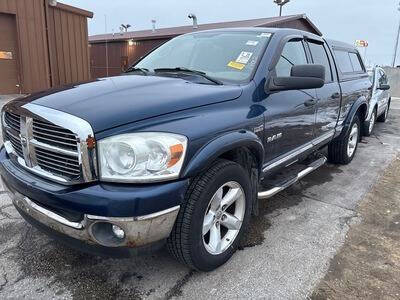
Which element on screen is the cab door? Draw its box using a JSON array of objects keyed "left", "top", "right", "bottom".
[
  {"left": 306, "top": 40, "right": 341, "bottom": 137},
  {"left": 262, "top": 39, "right": 317, "bottom": 162}
]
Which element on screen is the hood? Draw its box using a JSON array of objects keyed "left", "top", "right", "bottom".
[{"left": 18, "top": 75, "right": 243, "bottom": 133}]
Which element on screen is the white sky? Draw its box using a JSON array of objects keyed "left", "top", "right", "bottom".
[{"left": 61, "top": 0, "right": 400, "bottom": 66}]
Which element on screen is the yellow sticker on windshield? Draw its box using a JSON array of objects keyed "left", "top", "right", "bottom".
[{"left": 227, "top": 61, "right": 245, "bottom": 70}]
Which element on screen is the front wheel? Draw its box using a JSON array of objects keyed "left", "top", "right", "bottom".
[
  {"left": 328, "top": 114, "right": 361, "bottom": 164},
  {"left": 167, "top": 159, "right": 252, "bottom": 271}
]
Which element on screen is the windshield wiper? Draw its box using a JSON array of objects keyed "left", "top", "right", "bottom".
[
  {"left": 154, "top": 67, "right": 223, "bottom": 85},
  {"left": 125, "top": 67, "right": 150, "bottom": 75}
]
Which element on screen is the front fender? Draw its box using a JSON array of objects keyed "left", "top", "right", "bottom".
[
  {"left": 338, "top": 96, "right": 368, "bottom": 139},
  {"left": 182, "top": 130, "right": 264, "bottom": 178}
]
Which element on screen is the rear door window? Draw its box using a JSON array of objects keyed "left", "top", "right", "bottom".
[
  {"left": 349, "top": 52, "right": 363, "bottom": 72},
  {"left": 308, "top": 41, "right": 333, "bottom": 82},
  {"left": 276, "top": 40, "right": 307, "bottom": 77},
  {"left": 334, "top": 50, "right": 353, "bottom": 73}
]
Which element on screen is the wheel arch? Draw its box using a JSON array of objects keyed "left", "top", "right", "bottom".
[
  {"left": 181, "top": 130, "right": 264, "bottom": 179},
  {"left": 337, "top": 97, "right": 368, "bottom": 140}
]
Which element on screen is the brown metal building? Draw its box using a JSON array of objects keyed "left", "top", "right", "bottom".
[
  {"left": 89, "top": 14, "right": 322, "bottom": 78},
  {"left": 0, "top": 0, "right": 93, "bottom": 94}
]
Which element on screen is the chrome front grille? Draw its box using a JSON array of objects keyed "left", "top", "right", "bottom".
[
  {"left": 35, "top": 147, "right": 81, "bottom": 178},
  {"left": 33, "top": 119, "right": 78, "bottom": 151},
  {"left": 2, "top": 104, "right": 98, "bottom": 184},
  {"left": 5, "top": 130, "right": 24, "bottom": 158},
  {"left": 4, "top": 112, "right": 20, "bottom": 132}
]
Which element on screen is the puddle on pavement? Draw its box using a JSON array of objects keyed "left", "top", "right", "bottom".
[
  {"left": 304, "top": 163, "right": 341, "bottom": 184},
  {"left": 240, "top": 162, "right": 343, "bottom": 249},
  {"left": 240, "top": 192, "right": 304, "bottom": 249}
]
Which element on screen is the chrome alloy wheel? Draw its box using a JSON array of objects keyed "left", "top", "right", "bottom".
[
  {"left": 347, "top": 123, "right": 359, "bottom": 158},
  {"left": 202, "top": 181, "right": 245, "bottom": 255},
  {"left": 369, "top": 111, "right": 376, "bottom": 134}
]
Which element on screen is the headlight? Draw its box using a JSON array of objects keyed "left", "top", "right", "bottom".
[{"left": 98, "top": 132, "right": 187, "bottom": 183}]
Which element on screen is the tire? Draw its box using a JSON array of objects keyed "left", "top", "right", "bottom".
[
  {"left": 363, "top": 108, "right": 376, "bottom": 137},
  {"left": 167, "top": 159, "right": 252, "bottom": 271},
  {"left": 377, "top": 102, "right": 390, "bottom": 123},
  {"left": 328, "top": 114, "right": 361, "bottom": 165}
]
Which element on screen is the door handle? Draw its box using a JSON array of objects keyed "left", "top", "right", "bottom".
[{"left": 304, "top": 99, "right": 316, "bottom": 107}]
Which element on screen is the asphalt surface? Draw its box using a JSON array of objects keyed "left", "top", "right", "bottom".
[{"left": 0, "top": 97, "right": 399, "bottom": 299}]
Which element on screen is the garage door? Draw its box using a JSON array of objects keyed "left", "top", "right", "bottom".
[{"left": 0, "top": 13, "right": 20, "bottom": 94}]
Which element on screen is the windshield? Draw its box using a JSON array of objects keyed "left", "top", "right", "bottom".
[{"left": 134, "top": 31, "right": 271, "bottom": 83}]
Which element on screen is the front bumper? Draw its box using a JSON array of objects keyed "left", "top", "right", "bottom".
[
  {"left": 0, "top": 147, "right": 188, "bottom": 251},
  {"left": 5, "top": 181, "right": 179, "bottom": 248}
]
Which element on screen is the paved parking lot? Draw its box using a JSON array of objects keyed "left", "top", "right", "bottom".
[{"left": 0, "top": 98, "right": 399, "bottom": 299}]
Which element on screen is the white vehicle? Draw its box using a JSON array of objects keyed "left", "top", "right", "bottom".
[{"left": 364, "top": 67, "right": 391, "bottom": 136}]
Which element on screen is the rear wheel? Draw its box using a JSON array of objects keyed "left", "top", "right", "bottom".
[
  {"left": 167, "top": 159, "right": 252, "bottom": 271},
  {"left": 328, "top": 114, "right": 361, "bottom": 164}
]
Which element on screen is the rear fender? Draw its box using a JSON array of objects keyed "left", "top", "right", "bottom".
[{"left": 337, "top": 97, "right": 368, "bottom": 139}]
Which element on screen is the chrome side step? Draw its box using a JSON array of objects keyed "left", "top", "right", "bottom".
[{"left": 258, "top": 156, "right": 327, "bottom": 200}]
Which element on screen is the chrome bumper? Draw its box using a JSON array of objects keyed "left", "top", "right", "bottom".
[{"left": 6, "top": 184, "right": 180, "bottom": 248}]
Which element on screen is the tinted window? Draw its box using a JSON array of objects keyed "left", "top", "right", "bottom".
[
  {"left": 308, "top": 42, "right": 333, "bottom": 82},
  {"left": 276, "top": 40, "right": 307, "bottom": 77},
  {"left": 349, "top": 52, "right": 363, "bottom": 72},
  {"left": 334, "top": 50, "right": 353, "bottom": 73}
]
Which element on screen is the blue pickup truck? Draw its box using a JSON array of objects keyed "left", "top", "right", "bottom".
[{"left": 1, "top": 28, "right": 371, "bottom": 271}]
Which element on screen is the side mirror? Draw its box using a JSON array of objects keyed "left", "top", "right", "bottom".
[
  {"left": 378, "top": 84, "right": 390, "bottom": 91},
  {"left": 267, "top": 64, "right": 325, "bottom": 92}
]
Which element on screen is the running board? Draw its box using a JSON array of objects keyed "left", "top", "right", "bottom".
[{"left": 257, "top": 156, "right": 327, "bottom": 200}]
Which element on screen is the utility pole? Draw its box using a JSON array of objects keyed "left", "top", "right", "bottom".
[
  {"left": 274, "top": 0, "right": 290, "bottom": 17},
  {"left": 392, "top": 3, "right": 400, "bottom": 67}
]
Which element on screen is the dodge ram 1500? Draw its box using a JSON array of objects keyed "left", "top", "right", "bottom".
[{"left": 0, "top": 28, "right": 371, "bottom": 271}]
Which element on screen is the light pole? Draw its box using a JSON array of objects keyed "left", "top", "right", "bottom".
[
  {"left": 274, "top": 0, "right": 290, "bottom": 17},
  {"left": 120, "top": 24, "right": 131, "bottom": 33},
  {"left": 392, "top": 2, "right": 400, "bottom": 67}
]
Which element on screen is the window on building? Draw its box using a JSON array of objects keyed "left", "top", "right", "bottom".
[
  {"left": 308, "top": 42, "right": 333, "bottom": 82},
  {"left": 276, "top": 40, "right": 307, "bottom": 77}
]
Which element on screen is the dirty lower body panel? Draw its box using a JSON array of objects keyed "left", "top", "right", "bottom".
[{"left": 4, "top": 179, "right": 180, "bottom": 254}]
